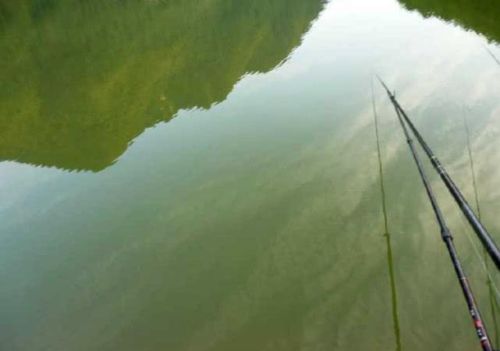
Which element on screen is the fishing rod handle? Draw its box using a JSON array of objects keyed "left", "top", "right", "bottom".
[{"left": 444, "top": 238, "right": 494, "bottom": 351}]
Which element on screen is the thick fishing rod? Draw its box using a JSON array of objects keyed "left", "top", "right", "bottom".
[
  {"left": 377, "top": 78, "right": 500, "bottom": 271},
  {"left": 382, "top": 85, "right": 494, "bottom": 350}
]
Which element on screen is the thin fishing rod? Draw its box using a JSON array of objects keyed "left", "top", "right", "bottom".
[
  {"left": 371, "top": 81, "right": 402, "bottom": 351},
  {"left": 388, "top": 92, "right": 494, "bottom": 351},
  {"left": 377, "top": 77, "right": 500, "bottom": 271}
]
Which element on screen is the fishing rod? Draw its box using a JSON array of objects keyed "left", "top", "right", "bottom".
[
  {"left": 377, "top": 78, "right": 500, "bottom": 271},
  {"left": 379, "top": 82, "right": 494, "bottom": 350}
]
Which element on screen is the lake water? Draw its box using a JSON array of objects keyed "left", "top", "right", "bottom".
[{"left": 1, "top": 0, "right": 500, "bottom": 350}]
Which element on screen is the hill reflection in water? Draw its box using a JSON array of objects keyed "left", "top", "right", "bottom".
[
  {"left": 0, "top": 0, "right": 325, "bottom": 172},
  {"left": 398, "top": 0, "right": 500, "bottom": 43}
]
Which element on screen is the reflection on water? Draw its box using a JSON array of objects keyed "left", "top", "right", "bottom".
[
  {"left": 1, "top": 0, "right": 500, "bottom": 350},
  {"left": 485, "top": 47, "right": 500, "bottom": 66},
  {"left": 0, "top": 0, "right": 325, "bottom": 171},
  {"left": 489, "top": 278, "right": 500, "bottom": 346},
  {"left": 372, "top": 82, "right": 403, "bottom": 351},
  {"left": 463, "top": 111, "right": 500, "bottom": 347},
  {"left": 398, "top": 0, "right": 500, "bottom": 43},
  {"left": 371, "top": 84, "right": 402, "bottom": 351}
]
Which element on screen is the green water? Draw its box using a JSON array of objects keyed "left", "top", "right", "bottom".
[{"left": 1, "top": 0, "right": 500, "bottom": 350}]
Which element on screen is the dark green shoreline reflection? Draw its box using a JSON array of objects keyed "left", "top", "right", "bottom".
[
  {"left": 0, "top": 0, "right": 325, "bottom": 172},
  {"left": 398, "top": 0, "right": 500, "bottom": 43}
]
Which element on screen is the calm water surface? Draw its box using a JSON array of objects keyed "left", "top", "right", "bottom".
[{"left": 1, "top": 0, "right": 500, "bottom": 350}]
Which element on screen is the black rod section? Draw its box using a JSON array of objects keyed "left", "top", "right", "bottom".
[
  {"left": 377, "top": 78, "right": 500, "bottom": 271},
  {"left": 382, "top": 84, "right": 493, "bottom": 351}
]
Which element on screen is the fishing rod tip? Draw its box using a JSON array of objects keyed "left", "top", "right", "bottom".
[{"left": 374, "top": 75, "right": 391, "bottom": 94}]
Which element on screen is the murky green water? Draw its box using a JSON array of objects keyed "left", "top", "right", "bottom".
[{"left": 1, "top": 0, "right": 500, "bottom": 350}]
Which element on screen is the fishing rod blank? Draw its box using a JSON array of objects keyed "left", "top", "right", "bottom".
[
  {"left": 386, "top": 88, "right": 494, "bottom": 351},
  {"left": 378, "top": 78, "right": 500, "bottom": 271}
]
